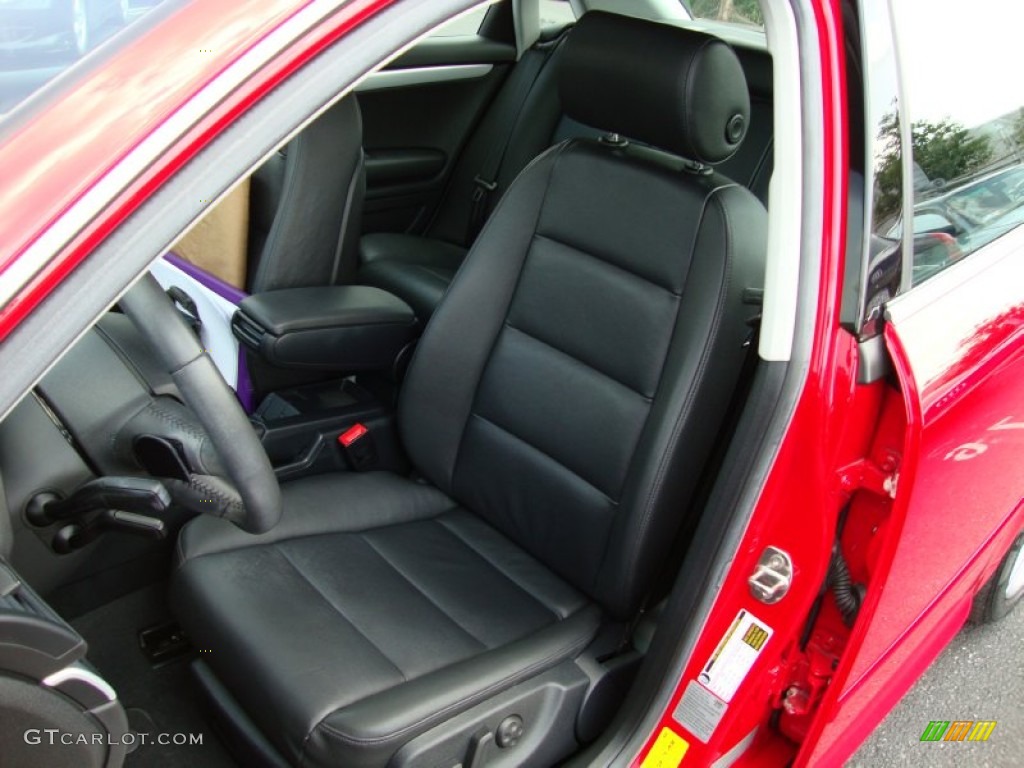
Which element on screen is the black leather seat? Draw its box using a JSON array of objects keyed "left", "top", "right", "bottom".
[
  {"left": 247, "top": 95, "right": 366, "bottom": 292},
  {"left": 172, "top": 12, "right": 767, "bottom": 767}
]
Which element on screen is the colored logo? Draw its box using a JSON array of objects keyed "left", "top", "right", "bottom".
[{"left": 920, "top": 721, "right": 996, "bottom": 742}]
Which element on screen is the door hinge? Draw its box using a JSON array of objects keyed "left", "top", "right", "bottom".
[
  {"left": 835, "top": 455, "right": 899, "bottom": 499},
  {"left": 776, "top": 628, "right": 845, "bottom": 742}
]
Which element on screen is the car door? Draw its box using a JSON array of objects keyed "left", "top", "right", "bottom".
[{"left": 802, "top": 0, "right": 1024, "bottom": 762}]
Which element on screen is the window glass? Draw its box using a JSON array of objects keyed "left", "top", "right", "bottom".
[
  {"left": 893, "top": 0, "right": 1024, "bottom": 286},
  {"left": 685, "top": 0, "right": 763, "bottom": 27},
  {"left": 431, "top": 1, "right": 575, "bottom": 37},
  {"left": 539, "top": 0, "right": 575, "bottom": 29},
  {"left": 0, "top": 0, "right": 173, "bottom": 119},
  {"left": 857, "top": 0, "right": 904, "bottom": 330},
  {"left": 429, "top": 5, "right": 489, "bottom": 36}
]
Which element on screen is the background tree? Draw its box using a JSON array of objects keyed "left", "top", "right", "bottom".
[
  {"left": 689, "top": 0, "right": 763, "bottom": 25},
  {"left": 873, "top": 113, "right": 992, "bottom": 221},
  {"left": 873, "top": 111, "right": 903, "bottom": 221},
  {"left": 1012, "top": 108, "right": 1024, "bottom": 149},
  {"left": 911, "top": 119, "right": 992, "bottom": 185}
]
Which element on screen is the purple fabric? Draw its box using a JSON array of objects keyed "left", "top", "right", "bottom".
[
  {"left": 164, "top": 252, "right": 249, "bottom": 303},
  {"left": 236, "top": 348, "right": 256, "bottom": 413}
]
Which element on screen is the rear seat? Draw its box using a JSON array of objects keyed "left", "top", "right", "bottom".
[
  {"left": 357, "top": 18, "right": 774, "bottom": 321},
  {"left": 357, "top": 25, "right": 574, "bottom": 318}
]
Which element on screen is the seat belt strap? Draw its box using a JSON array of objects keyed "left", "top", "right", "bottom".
[{"left": 465, "top": 30, "right": 569, "bottom": 244}]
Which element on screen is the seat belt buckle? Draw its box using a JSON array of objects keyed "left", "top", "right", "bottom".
[
  {"left": 471, "top": 175, "right": 498, "bottom": 202},
  {"left": 338, "top": 423, "right": 378, "bottom": 471}
]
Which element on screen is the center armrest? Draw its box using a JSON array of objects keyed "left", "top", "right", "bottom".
[{"left": 233, "top": 286, "right": 416, "bottom": 372}]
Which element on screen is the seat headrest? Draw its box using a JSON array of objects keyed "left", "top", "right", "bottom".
[{"left": 559, "top": 12, "right": 751, "bottom": 165}]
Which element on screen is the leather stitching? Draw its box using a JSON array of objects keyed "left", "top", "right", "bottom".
[
  {"left": 501, "top": 321, "right": 654, "bottom": 404},
  {"left": 531, "top": 231, "right": 682, "bottom": 296},
  {"left": 447, "top": 142, "right": 572, "bottom": 490},
  {"left": 275, "top": 544, "right": 408, "bottom": 683},
  {"left": 622, "top": 184, "right": 735, "bottom": 603},
  {"left": 146, "top": 401, "right": 208, "bottom": 443},
  {"left": 359, "top": 533, "right": 488, "bottom": 650},
  {"left": 435, "top": 515, "right": 573, "bottom": 621},
  {"left": 682, "top": 38, "right": 717, "bottom": 163},
  {"left": 470, "top": 412, "right": 616, "bottom": 504},
  {"left": 187, "top": 477, "right": 244, "bottom": 519}
]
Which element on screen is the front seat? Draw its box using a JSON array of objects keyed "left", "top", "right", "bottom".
[{"left": 172, "top": 12, "right": 766, "bottom": 768}]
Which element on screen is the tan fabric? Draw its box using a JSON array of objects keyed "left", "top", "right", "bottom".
[{"left": 171, "top": 178, "right": 251, "bottom": 289}]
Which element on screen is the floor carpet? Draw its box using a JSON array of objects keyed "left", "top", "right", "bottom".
[{"left": 70, "top": 584, "right": 237, "bottom": 768}]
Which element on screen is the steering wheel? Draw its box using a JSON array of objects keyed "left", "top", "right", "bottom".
[{"left": 119, "top": 274, "right": 282, "bottom": 533}]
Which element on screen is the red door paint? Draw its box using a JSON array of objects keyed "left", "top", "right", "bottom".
[{"left": 803, "top": 228, "right": 1024, "bottom": 765}]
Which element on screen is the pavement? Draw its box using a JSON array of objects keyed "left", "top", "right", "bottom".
[{"left": 847, "top": 605, "right": 1024, "bottom": 767}]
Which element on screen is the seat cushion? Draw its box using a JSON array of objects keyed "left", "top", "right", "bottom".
[
  {"left": 356, "top": 233, "right": 468, "bottom": 320},
  {"left": 172, "top": 472, "right": 599, "bottom": 768}
]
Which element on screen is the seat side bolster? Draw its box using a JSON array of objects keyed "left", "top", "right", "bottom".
[
  {"left": 599, "top": 182, "right": 768, "bottom": 618},
  {"left": 304, "top": 605, "right": 601, "bottom": 768}
]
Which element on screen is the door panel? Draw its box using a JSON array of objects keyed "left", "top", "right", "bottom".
[
  {"left": 358, "top": 36, "right": 514, "bottom": 234},
  {"left": 865, "top": 229, "right": 1024, "bottom": 675},
  {"left": 808, "top": 1, "right": 1024, "bottom": 758},
  {"left": 808, "top": 228, "right": 1024, "bottom": 765},
  {"left": 842, "top": 0, "right": 1024, "bottom": 724}
]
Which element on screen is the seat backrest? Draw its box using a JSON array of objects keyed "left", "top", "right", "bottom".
[
  {"left": 247, "top": 95, "right": 365, "bottom": 293},
  {"left": 399, "top": 12, "right": 768, "bottom": 620}
]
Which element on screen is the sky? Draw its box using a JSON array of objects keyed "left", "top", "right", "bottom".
[{"left": 892, "top": 1, "right": 1024, "bottom": 129}]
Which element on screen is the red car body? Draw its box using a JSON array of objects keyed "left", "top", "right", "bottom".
[{"left": 0, "top": 1, "right": 1022, "bottom": 766}]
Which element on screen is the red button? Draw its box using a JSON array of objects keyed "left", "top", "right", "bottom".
[{"left": 338, "top": 423, "right": 368, "bottom": 447}]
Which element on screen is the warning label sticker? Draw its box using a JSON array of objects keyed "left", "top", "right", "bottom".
[
  {"left": 696, "top": 609, "right": 772, "bottom": 703},
  {"left": 673, "top": 680, "right": 728, "bottom": 743},
  {"left": 640, "top": 727, "right": 690, "bottom": 768}
]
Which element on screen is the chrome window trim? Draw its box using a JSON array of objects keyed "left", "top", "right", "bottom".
[{"left": 355, "top": 62, "right": 493, "bottom": 91}]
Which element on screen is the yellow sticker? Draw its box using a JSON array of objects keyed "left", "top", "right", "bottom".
[{"left": 641, "top": 727, "right": 690, "bottom": 768}]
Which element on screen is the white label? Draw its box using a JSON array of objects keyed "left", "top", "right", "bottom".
[
  {"left": 696, "top": 609, "right": 772, "bottom": 703},
  {"left": 673, "top": 680, "right": 728, "bottom": 743}
]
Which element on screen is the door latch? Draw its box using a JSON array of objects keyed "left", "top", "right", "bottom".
[{"left": 749, "top": 546, "right": 793, "bottom": 604}]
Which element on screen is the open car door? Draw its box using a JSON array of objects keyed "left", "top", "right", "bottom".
[{"left": 797, "top": 0, "right": 1024, "bottom": 760}]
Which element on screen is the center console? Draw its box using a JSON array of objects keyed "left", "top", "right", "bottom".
[
  {"left": 233, "top": 285, "right": 418, "bottom": 481},
  {"left": 232, "top": 285, "right": 416, "bottom": 373}
]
